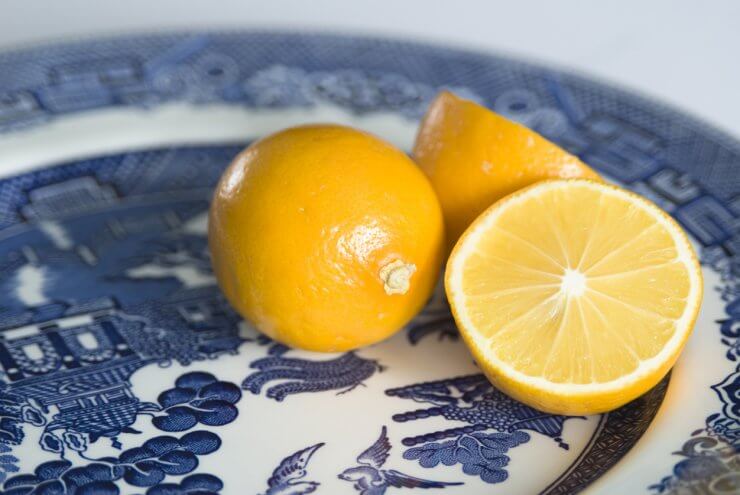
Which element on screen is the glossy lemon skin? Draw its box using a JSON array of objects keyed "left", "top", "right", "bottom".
[
  {"left": 413, "top": 91, "right": 600, "bottom": 248},
  {"left": 209, "top": 124, "right": 445, "bottom": 352}
]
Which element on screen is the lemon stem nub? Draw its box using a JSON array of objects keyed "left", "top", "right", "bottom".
[{"left": 380, "top": 260, "right": 416, "bottom": 295}]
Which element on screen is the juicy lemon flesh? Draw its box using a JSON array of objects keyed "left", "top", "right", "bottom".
[{"left": 446, "top": 179, "right": 702, "bottom": 414}]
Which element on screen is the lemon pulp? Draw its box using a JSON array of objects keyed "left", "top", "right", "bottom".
[{"left": 446, "top": 179, "right": 703, "bottom": 414}]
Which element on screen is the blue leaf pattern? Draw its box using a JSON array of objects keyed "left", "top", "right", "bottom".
[
  {"left": 146, "top": 473, "right": 223, "bottom": 495},
  {"left": 153, "top": 372, "right": 241, "bottom": 432},
  {"left": 242, "top": 342, "right": 382, "bottom": 402},
  {"left": 0, "top": 392, "right": 26, "bottom": 446},
  {"left": 0, "top": 444, "right": 19, "bottom": 485},
  {"left": 1, "top": 373, "right": 238, "bottom": 493},
  {"left": 404, "top": 432, "right": 529, "bottom": 483},
  {"left": 386, "top": 374, "right": 580, "bottom": 484}
]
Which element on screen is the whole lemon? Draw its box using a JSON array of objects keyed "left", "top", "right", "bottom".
[{"left": 209, "top": 124, "right": 445, "bottom": 352}]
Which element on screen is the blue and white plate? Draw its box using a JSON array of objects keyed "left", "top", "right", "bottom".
[{"left": 0, "top": 32, "right": 736, "bottom": 495}]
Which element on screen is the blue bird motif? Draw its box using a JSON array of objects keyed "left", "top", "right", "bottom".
[
  {"left": 243, "top": 346, "right": 383, "bottom": 401},
  {"left": 263, "top": 442, "right": 324, "bottom": 495},
  {"left": 339, "top": 427, "right": 462, "bottom": 494}
]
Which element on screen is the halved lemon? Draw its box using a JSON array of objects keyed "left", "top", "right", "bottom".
[
  {"left": 413, "top": 91, "right": 600, "bottom": 248},
  {"left": 445, "top": 179, "right": 703, "bottom": 415}
]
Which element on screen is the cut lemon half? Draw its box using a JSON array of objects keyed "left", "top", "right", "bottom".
[
  {"left": 413, "top": 91, "right": 600, "bottom": 248},
  {"left": 445, "top": 179, "right": 703, "bottom": 415}
]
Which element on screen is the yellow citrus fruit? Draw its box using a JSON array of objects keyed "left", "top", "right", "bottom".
[
  {"left": 209, "top": 124, "right": 445, "bottom": 352},
  {"left": 414, "top": 91, "right": 601, "bottom": 247},
  {"left": 446, "top": 179, "right": 703, "bottom": 415}
]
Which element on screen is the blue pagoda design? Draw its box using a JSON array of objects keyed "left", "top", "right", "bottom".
[
  {"left": 0, "top": 175, "right": 244, "bottom": 452},
  {"left": 0, "top": 300, "right": 153, "bottom": 442}
]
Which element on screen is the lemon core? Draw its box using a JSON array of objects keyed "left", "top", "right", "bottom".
[{"left": 561, "top": 269, "right": 586, "bottom": 297}]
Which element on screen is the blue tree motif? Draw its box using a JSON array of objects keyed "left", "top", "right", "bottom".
[
  {"left": 1, "top": 372, "right": 240, "bottom": 494},
  {"left": 40, "top": 431, "right": 64, "bottom": 454},
  {"left": 403, "top": 431, "right": 529, "bottom": 484},
  {"left": 649, "top": 436, "right": 738, "bottom": 494},
  {"left": 2, "top": 431, "right": 221, "bottom": 493},
  {"left": 242, "top": 340, "right": 383, "bottom": 401},
  {"left": 153, "top": 372, "right": 241, "bottom": 432},
  {"left": 713, "top": 295, "right": 740, "bottom": 445},
  {"left": 649, "top": 270, "right": 740, "bottom": 493},
  {"left": 0, "top": 389, "right": 40, "bottom": 482},
  {"left": 62, "top": 432, "right": 88, "bottom": 453},
  {"left": 710, "top": 370, "right": 740, "bottom": 446},
  {"left": 0, "top": 391, "right": 26, "bottom": 446},
  {"left": 386, "top": 374, "right": 582, "bottom": 484},
  {"left": 117, "top": 431, "right": 221, "bottom": 487},
  {"left": 146, "top": 473, "right": 223, "bottom": 495},
  {"left": 0, "top": 444, "right": 19, "bottom": 485},
  {"left": 648, "top": 293, "right": 740, "bottom": 494},
  {"left": 0, "top": 391, "right": 45, "bottom": 451},
  {"left": 717, "top": 294, "right": 740, "bottom": 363}
]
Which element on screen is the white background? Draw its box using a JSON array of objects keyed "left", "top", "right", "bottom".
[{"left": 2, "top": 0, "right": 740, "bottom": 137}]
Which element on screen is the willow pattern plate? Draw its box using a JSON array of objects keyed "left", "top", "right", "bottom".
[{"left": 0, "top": 32, "right": 736, "bottom": 495}]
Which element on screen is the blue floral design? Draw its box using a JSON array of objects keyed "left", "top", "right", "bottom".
[
  {"left": 387, "top": 375, "right": 580, "bottom": 484},
  {"left": 2, "top": 431, "right": 221, "bottom": 493},
  {"left": 62, "top": 432, "right": 88, "bottom": 453},
  {"left": 650, "top": 279, "right": 740, "bottom": 494},
  {"left": 0, "top": 391, "right": 26, "bottom": 446},
  {"left": 40, "top": 431, "right": 64, "bottom": 454},
  {"left": 0, "top": 444, "right": 19, "bottom": 485},
  {"left": 243, "top": 340, "right": 383, "bottom": 401},
  {"left": 147, "top": 473, "right": 223, "bottom": 495},
  {"left": 649, "top": 437, "right": 738, "bottom": 494},
  {"left": 19, "top": 406, "right": 45, "bottom": 428},
  {"left": 718, "top": 295, "right": 740, "bottom": 364},
  {"left": 403, "top": 431, "right": 529, "bottom": 484},
  {"left": 1, "top": 372, "right": 239, "bottom": 493},
  {"left": 153, "top": 372, "right": 241, "bottom": 432}
]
